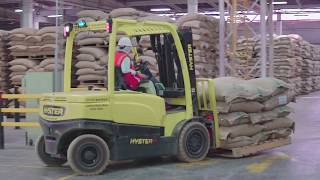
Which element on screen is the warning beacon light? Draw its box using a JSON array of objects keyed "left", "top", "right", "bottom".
[
  {"left": 63, "top": 23, "right": 73, "bottom": 38},
  {"left": 77, "top": 20, "right": 87, "bottom": 28}
]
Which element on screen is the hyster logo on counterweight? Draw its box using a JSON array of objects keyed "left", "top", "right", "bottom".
[{"left": 43, "top": 105, "right": 65, "bottom": 116}]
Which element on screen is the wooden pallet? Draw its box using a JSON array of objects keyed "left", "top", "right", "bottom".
[
  {"left": 12, "top": 55, "right": 54, "bottom": 60},
  {"left": 211, "top": 137, "right": 291, "bottom": 158},
  {"left": 80, "top": 43, "right": 108, "bottom": 48},
  {"left": 79, "top": 80, "right": 106, "bottom": 85}
]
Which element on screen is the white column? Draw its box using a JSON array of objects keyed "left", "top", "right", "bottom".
[
  {"left": 219, "top": 0, "right": 225, "bottom": 76},
  {"left": 33, "top": 16, "right": 40, "bottom": 29},
  {"left": 187, "top": 0, "right": 198, "bottom": 14},
  {"left": 21, "top": 0, "right": 34, "bottom": 28},
  {"left": 268, "top": 2, "right": 274, "bottom": 77},
  {"left": 260, "top": 0, "right": 267, "bottom": 78},
  {"left": 276, "top": 13, "right": 283, "bottom": 35}
]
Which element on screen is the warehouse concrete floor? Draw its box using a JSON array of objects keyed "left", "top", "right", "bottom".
[{"left": 1, "top": 92, "right": 320, "bottom": 180}]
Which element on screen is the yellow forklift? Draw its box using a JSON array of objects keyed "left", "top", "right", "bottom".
[{"left": 36, "top": 19, "right": 290, "bottom": 175}]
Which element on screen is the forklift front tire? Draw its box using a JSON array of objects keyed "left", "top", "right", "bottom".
[
  {"left": 177, "top": 122, "right": 210, "bottom": 162},
  {"left": 67, "top": 134, "right": 110, "bottom": 176},
  {"left": 36, "top": 135, "right": 67, "bottom": 167}
]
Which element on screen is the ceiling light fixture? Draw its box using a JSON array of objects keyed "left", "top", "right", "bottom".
[
  {"left": 47, "top": 14, "right": 63, "bottom": 18},
  {"left": 150, "top": 8, "right": 171, "bottom": 12},
  {"left": 14, "top": 9, "right": 23, "bottom": 13},
  {"left": 272, "top": 1, "right": 288, "bottom": 5}
]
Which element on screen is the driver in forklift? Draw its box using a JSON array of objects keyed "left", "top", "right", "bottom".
[{"left": 115, "top": 37, "right": 156, "bottom": 94}]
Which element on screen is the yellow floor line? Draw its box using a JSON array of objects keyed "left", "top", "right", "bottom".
[
  {"left": 176, "top": 158, "right": 220, "bottom": 169},
  {"left": 246, "top": 153, "right": 290, "bottom": 173},
  {"left": 57, "top": 173, "right": 76, "bottom": 180}
]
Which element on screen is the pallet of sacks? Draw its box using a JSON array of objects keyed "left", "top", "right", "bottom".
[
  {"left": 75, "top": 10, "right": 110, "bottom": 88},
  {"left": 0, "top": 30, "right": 10, "bottom": 92},
  {"left": 7, "top": 28, "right": 40, "bottom": 86},
  {"left": 212, "top": 77, "right": 295, "bottom": 149},
  {"left": 177, "top": 14, "right": 219, "bottom": 78}
]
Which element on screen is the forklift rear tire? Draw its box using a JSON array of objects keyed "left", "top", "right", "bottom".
[
  {"left": 177, "top": 122, "right": 210, "bottom": 162},
  {"left": 67, "top": 134, "right": 110, "bottom": 176},
  {"left": 36, "top": 135, "right": 67, "bottom": 167}
]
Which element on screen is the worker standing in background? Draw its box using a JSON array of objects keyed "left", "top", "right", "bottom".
[{"left": 115, "top": 37, "right": 156, "bottom": 94}]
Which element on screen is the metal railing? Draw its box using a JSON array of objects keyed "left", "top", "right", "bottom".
[{"left": 0, "top": 89, "right": 41, "bottom": 149}]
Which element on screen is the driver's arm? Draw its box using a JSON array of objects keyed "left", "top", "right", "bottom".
[{"left": 121, "top": 57, "right": 138, "bottom": 75}]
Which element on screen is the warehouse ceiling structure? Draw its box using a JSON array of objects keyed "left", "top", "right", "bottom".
[{"left": 0, "top": 0, "right": 320, "bottom": 26}]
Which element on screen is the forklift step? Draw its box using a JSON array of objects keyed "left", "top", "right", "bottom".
[{"left": 210, "top": 137, "right": 291, "bottom": 158}]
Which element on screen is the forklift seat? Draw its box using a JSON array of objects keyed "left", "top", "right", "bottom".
[{"left": 115, "top": 67, "right": 127, "bottom": 90}]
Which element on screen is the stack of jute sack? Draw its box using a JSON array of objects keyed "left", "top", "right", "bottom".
[
  {"left": 75, "top": 10, "right": 109, "bottom": 87},
  {"left": 311, "top": 45, "right": 320, "bottom": 91},
  {"left": 272, "top": 35, "right": 303, "bottom": 95},
  {"left": 232, "top": 37, "right": 260, "bottom": 78},
  {"left": 300, "top": 40, "right": 313, "bottom": 94},
  {"left": 177, "top": 14, "right": 219, "bottom": 78},
  {"left": 0, "top": 30, "right": 10, "bottom": 92},
  {"left": 7, "top": 28, "right": 39, "bottom": 86},
  {"left": 211, "top": 77, "right": 295, "bottom": 149},
  {"left": 29, "top": 26, "right": 65, "bottom": 72}
]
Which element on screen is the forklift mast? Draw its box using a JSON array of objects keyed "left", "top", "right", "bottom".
[{"left": 150, "top": 27, "right": 199, "bottom": 115}]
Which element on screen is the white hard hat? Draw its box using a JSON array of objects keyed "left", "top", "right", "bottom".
[{"left": 118, "top": 37, "right": 132, "bottom": 47}]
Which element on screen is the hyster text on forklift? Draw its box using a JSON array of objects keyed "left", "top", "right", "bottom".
[{"left": 36, "top": 18, "right": 291, "bottom": 176}]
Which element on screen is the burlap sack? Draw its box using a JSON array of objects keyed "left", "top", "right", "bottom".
[
  {"left": 9, "top": 65, "right": 28, "bottom": 72},
  {"left": 263, "top": 117, "right": 295, "bottom": 131},
  {"left": 77, "top": 10, "right": 108, "bottom": 20},
  {"left": 76, "top": 68, "right": 106, "bottom": 76},
  {"left": 78, "top": 17, "right": 96, "bottom": 22},
  {"left": 27, "top": 46, "right": 41, "bottom": 53},
  {"left": 177, "top": 14, "right": 209, "bottom": 26},
  {"left": 263, "top": 91, "right": 295, "bottom": 111},
  {"left": 77, "top": 38, "right": 106, "bottom": 46},
  {"left": 249, "top": 106, "right": 293, "bottom": 124},
  {"left": 25, "top": 36, "right": 42, "bottom": 43},
  {"left": 10, "top": 28, "right": 37, "bottom": 35},
  {"left": 40, "top": 44, "right": 56, "bottom": 51},
  {"left": 9, "top": 59, "right": 38, "bottom": 68},
  {"left": 78, "top": 74, "right": 106, "bottom": 81},
  {"left": 10, "top": 75, "right": 24, "bottom": 82},
  {"left": 182, "top": 21, "right": 210, "bottom": 29},
  {"left": 39, "top": 58, "right": 63, "bottom": 68},
  {"left": 220, "top": 136, "right": 254, "bottom": 149},
  {"left": 218, "top": 112, "right": 250, "bottom": 126},
  {"left": 265, "top": 128, "right": 293, "bottom": 139},
  {"left": 36, "top": 26, "right": 63, "bottom": 35},
  {"left": 44, "top": 64, "right": 63, "bottom": 71},
  {"left": 41, "top": 33, "right": 56, "bottom": 41},
  {"left": 8, "top": 34, "right": 26, "bottom": 41},
  {"left": 76, "top": 31, "right": 109, "bottom": 41},
  {"left": 9, "top": 45, "right": 27, "bottom": 52},
  {"left": 75, "top": 61, "right": 102, "bottom": 69},
  {"left": 78, "top": 47, "right": 106, "bottom": 59},
  {"left": 9, "top": 71, "right": 26, "bottom": 77},
  {"left": 99, "top": 55, "right": 108, "bottom": 65},
  {"left": 76, "top": 54, "right": 95, "bottom": 62},
  {"left": 220, "top": 124, "right": 264, "bottom": 139},
  {"left": 110, "top": 8, "right": 138, "bottom": 18},
  {"left": 248, "top": 77, "right": 292, "bottom": 97},
  {"left": 217, "top": 101, "right": 264, "bottom": 113}
]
